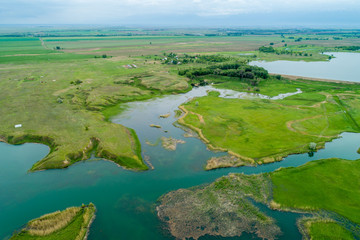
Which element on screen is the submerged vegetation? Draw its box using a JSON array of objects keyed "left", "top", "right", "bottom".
[
  {"left": 157, "top": 174, "right": 280, "bottom": 240},
  {"left": 10, "top": 203, "right": 96, "bottom": 240},
  {"left": 160, "top": 137, "right": 185, "bottom": 151},
  {"left": 158, "top": 158, "right": 360, "bottom": 240}
]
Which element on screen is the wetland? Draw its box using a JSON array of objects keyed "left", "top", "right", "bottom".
[{"left": 1, "top": 29, "right": 360, "bottom": 240}]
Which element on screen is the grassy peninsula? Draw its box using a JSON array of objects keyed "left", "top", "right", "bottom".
[
  {"left": 178, "top": 78, "right": 360, "bottom": 168},
  {"left": 302, "top": 220, "right": 355, "bottom": 240},
  {"left": 0, "top": 37, "right": 189, "bottom": 171},
  {"left": 10, "top": 204, "right": 96, "bottom": 240}
]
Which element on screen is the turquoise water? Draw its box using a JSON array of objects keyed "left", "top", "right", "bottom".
[
  {"left": 1, "top": 87, "right": 360, "bottom": 240},
  {"left": 250, "top": 52, "right": 360, "bottom": 82}
]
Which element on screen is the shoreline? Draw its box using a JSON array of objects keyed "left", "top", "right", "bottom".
[
  {"left": 83, "top": 205, "right": 97, "bottom": 240},
  {"left": 274, "top": 73, "right": 360, "bottom": 85}
]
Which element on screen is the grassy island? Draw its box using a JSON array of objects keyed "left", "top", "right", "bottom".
[{"left": 10, "top": 203, "right": 96, "bottom": 240}]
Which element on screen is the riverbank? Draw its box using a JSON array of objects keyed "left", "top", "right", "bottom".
[{"left": 273, "top": 73, "right": 360, "bottom": 85}]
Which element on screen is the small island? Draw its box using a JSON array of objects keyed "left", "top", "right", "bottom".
[
  {"left": 160, "top": 137, "right": 185, "bottom": 151},
  {"left": 10, "top": 204, "right": 96, "bottom": 240}
]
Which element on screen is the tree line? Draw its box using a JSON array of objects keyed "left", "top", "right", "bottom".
[{"left": 178, "top": 62, "right": 269, "bottom": 86}]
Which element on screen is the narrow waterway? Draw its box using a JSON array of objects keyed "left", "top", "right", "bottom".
[{"left": 0, "top": 86, "right": 359, "bottom": 240}]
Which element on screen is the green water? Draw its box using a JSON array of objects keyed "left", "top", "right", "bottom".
[{"left": 1, "top": 86, "right": 360, "bottom": 240}]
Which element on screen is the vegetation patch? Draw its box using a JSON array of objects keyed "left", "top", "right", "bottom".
[
  {"left": 160, "top": 137, "right": 185, "bottom": 151},
  {"left": 159, "top": 113, "right": 171, "bottom": 118},
  {"left": 206, "top": 155, "right": 250, "bottom": 170},
  {"left": 149, "top": 124, "right": 161, "bottom": 128},
  {"left": 271, "top": 159, "right": 360, "bottom": 226},
  {"left": 299, "top": 218, "right": 355, "bottom": 240},
  {"left": 10, "top": 203, "right": 96, "bottom": 240},
  {"left": 157, "top": 173, "right": 281, "bottom": 240}
]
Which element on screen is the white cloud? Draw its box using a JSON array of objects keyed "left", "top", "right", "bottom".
[{"left": 1, "top": 0, "right": 360, "bottom": 24}]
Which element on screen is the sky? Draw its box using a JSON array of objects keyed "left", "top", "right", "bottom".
[{"left": 1, "top": 0, "right": 360, "bottom": 27}]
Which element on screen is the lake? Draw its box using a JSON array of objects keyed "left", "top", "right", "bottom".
[{"left": 250, "top": 52, "right": 360, "bottom": 82}]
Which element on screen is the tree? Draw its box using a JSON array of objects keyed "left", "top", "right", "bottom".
[
  {"left": 259, "top": 46, "right": 275, "bottom": 53},
  {"left": 309, "top": 142, "right": 317, "bottom": 151}
]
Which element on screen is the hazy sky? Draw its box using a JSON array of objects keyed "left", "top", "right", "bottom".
[{"left": 1, "top": 0, "right": 360, "bottom": 26}]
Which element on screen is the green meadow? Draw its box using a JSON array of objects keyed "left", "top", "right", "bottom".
[
  {"left": 0, "top": 37, "right": 189, "bottom": 171},
  {"left": 271, "top": 158, "right": 360, "bottom": 225},
  {"left": 180, "top": 78, "right": 360, "bottom": 164},
  {"left": 305, "top": 221, "right": 355, "bottom": 240}
]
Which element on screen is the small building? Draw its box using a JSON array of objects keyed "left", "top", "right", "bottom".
[{"left": 14, "top": 124, "right": 22, "bottom": 128}]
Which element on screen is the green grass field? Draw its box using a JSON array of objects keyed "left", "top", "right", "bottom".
[
  {"left": 10, "top": 204, "right": 96, "bottom": 240},
  {"left": 271, "top": 158, "right": 360, "bottom": 225},
  {"left": 0, "top": 37, "right": 190, "bottom": 171},
  {"left": 302, "top": 220, "right": 355, "bottom": 240},
  {"left": 179, "top": 79, "right": 360, "bottom": 165}
]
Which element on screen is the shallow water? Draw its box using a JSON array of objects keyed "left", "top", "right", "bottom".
[
  {"left": 250, "top": 52, "right": 360, "bottom": 82},
  {"left": 1, "top": 87, "right": 359, "bottom": 240}
]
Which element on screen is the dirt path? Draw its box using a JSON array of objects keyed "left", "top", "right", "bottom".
[
  {"left": 189, "top": 111, "right": 205, "bottom": 124},
  {"left": 274, "top": 92, "right": 331, "bottom": 110},
  {"left": 53, "top": 86, "right": 76, "bottom": 96},
  {"left": 286, "top": 115, "right": 335, "bottom": 138},
  {"left": 39, "top": 37, "right": 50, "bottom": 50}
]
